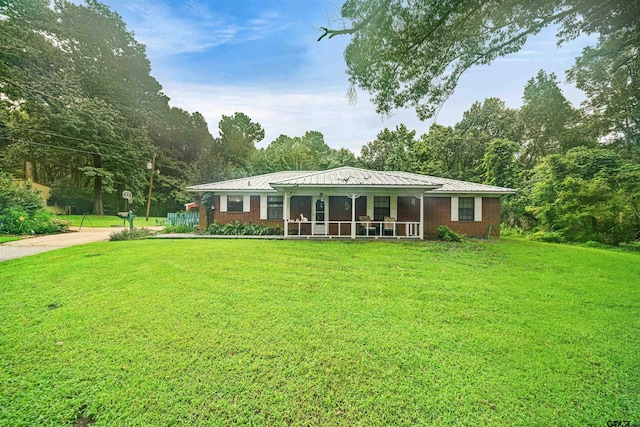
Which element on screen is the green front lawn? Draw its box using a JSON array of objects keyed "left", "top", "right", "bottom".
[
  {"left": 0, "top": 239, "right": 638, "bottom": 426},
  {"left": 57, "top": 214, "right": 166, "bottom": 228},
  {"left": 0, "top": 236, "right": 20, "bottom": 244}
]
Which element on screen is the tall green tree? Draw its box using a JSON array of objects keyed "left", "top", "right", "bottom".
[
  {"left": 216, "top": 112, "right": 265, "bottom": 168},
  {"left": 0, "top": 0, "right": 63, "bottom": 107},
  {"left": 0, "top": 0, "right": 171, "bottom": 214},
  {"left": 148, "top": 108, "right": 216, "bottom": 212},
  {"left": 320, "top": 0, "right": 639, "bottom": 119},
  {"left": 359, "top": 124, "right": 415, "bottom": 171},
  {"left": 568, "top": 30, "right": 640, "bottom": 161},
  {"left": 451, "top": 98, "right": 523, "bottom": 181},
  {"left": 482, "top": 138, "right": 522, "bottom": 189},
  {"left": 455, "top": 98, "right": 522, "bottom": 144},
  {"left": 408, "top": 98, "right": 521, "bottom": 182},
  {"left": 408, "top": 124, "right": 457, "bottom": 178},
  {"left": 252, "top": 131, "right": 340, "bottom": 173},
  {"left": 527, "top": 147, "right": 638, "bottom": 243},
  {"left": 56, "top": 0, "right": 166, "bottom": 116},
  {"left": 519, "top": 70, "right": 593, "bottom": 167},
  {"left": 323, "top": 148, "right": 360, "bottom": 170},
  {"left": 56, "top": 0, "right": 165, "bottom": 213}
]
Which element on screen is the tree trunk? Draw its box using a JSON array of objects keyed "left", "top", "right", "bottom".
[
  {"left": 92, "top": 154, "right": 104, "bottom": 215},
  {"left": 25, "top": 161, "right": 34, "bottom": 179}
]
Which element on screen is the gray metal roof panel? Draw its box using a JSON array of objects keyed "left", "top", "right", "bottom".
[
  {"left": 186, "top": 171, "right": 310, "bottom": 192},
  {"left": 270, "top": 166, "right": 441, "bottom": 187},
  {"left": 187, "top": 167, "right": 515, "bottom": 194},
  {"left": 418, "top": 174, "right": 516, "bottom": 193}
]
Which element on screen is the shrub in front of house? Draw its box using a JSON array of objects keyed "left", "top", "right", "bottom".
[
  {"left": 437, "top": 225, "right": 463, "bottom": 242},
  {"left": 163, "top": 224, "right": 196, "bottom": 233},
  {"left": 109, "top": 228, "right": 156, "bottom": 241},
  {"left": 204, "top": 221, "right": 281, "bottom": 236}
]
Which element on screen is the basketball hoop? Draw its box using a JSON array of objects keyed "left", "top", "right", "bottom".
[{"left": 122, "top": 190, "right": 133, "bottom": 204}]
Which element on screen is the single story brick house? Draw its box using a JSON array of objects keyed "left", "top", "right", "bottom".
[{"left": 187, "top": 166, "right": 515, "bottom": 239}]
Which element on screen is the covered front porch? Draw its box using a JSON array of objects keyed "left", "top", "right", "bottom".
[{"left": 280, "top": 191, "right": 425, "bottom": 239}]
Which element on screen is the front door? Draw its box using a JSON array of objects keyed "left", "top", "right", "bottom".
[{"left": 312, "top": 197, "right": 326, "bottom": 235}]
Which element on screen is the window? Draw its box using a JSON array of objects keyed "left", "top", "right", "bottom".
[
  {"left": 373, "top": 196, "right": 390, "bottom": 221},
  {"left": 267, "top": 196, "right": 283, "bottom": 220},
  {"left": 227, "top": 195, "right": 243, "bottom": 212},
  {"left": 458, "top": 197, "right": 474, "bottom": 221}
]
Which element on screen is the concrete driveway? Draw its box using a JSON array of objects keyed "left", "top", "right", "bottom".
[{"left": 0, "top": 227, "right": 161, "bottom": 263}]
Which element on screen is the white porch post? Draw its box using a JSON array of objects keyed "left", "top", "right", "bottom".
[
  {"left": 419, "top": 193, "right": 425, "bottom": 240},
  {"left": 283, "top": 192, "right": 291, "bottom": 238},
  {"left": 347, "top": 193, "right": 360, "bottom": 239}
]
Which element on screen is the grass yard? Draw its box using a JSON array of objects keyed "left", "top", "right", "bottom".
[
  {"left": 0, "top": 236, "right": 20, "bottom": 244},
  {"left": 0, "top": 239, "right": 638, "bottom": 426},
  {"left": 57, "top": 214, "right": 166, "bottom": 228}
]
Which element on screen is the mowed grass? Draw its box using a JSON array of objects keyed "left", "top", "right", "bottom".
[
  {"left": 0, "top": 236, "right": 20, "bottom": 244},
  {"left": 0, "top": 239, "right": 638, "bottom": 426},
  {"left": 57, "top": 214, "right": 166, "bottom": 228}
]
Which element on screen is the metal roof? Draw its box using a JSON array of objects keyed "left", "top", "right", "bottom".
[
  {"left": 186, "top": 171, "right": 309, "bottom": 192},
  {"left": 270, "top": 167, "right": 441, "bottom": 188},
  {"left": 187, "top": 167, "right": 515, "bottom": 194},
  {"left": 391, "top": 172, "right": 516, "bottom": 194}
]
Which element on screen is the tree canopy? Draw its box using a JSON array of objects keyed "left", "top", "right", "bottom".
[
  {"left": 217, "top": 112, "right": 265, "bottom": 168},
  {"left": 251, "top": 131, "right": 358, "bottom": 174},
  {"left": 2, "top": 0, "right": 639, "bottom": 244},
  {"left": 321, "top": 0, "right": 640, "bottom": 119},
  {"left": 0, "top": 0, "right": 359, "bottom": 216},
  {"left": 1, "top": 0, "right": 165, "bottom": 214}
]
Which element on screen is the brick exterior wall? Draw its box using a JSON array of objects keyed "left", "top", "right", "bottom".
[
  {"left": 212, "top": 195, "right": 282, "bottom": 228},
  {"left": 204, "top": 194, "right": 502, "bottom": 238},
  {"left": 424, "top": 196, "right": 501, "bottom": 237}
]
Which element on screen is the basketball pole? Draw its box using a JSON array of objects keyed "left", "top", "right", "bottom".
[{"left": 145, "top": 153, "right": 156, "bottom": 221}]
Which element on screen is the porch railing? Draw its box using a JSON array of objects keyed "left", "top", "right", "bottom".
[{"left": 284, "top": 220, "right": 421, "bottom": 238}]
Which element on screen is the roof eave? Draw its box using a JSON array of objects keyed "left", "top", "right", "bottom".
[
  {"left": 428, "top": 190, "right": 516, "bottom": 195},
  {"left": 270, "top": 184, "right": 442, "bottom": 190},
  {"left": 186, "top": 188, "right": 278, "bottom": 193}
]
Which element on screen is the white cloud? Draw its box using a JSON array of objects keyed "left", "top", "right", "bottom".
[
  {"left": 161, "top": 81, "right": 430, "bottom": 153},
  {"left": 147, "top": 12, "right": 596, "bottom": 154},
  {"left": 119, "top": 0, "right": 287, "bottom": 57}
]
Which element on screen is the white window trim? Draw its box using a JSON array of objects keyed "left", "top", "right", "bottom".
[
  {"left": 243, "top": 195, "right": 250, "bottom": 212},
  {"left": 474, "top": 196, "right": 482, "bottom": 222},
  {"left": 220, "top": 195, "right": 227, "bottom": 212},
  {"left": 451, "top": 196, "right": 459, "bottom": 222},
  {"left": 260, "top": 195, "right": 268, "bottom": 220},
  {"left": 451, "top": 195, "right": 482, "bottom": 221}
]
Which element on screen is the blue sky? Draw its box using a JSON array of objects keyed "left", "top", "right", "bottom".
[{"left": 98, "top": 0, "right": 597, "bottom": 153}]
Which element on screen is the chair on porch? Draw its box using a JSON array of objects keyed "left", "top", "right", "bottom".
[
  {"left": 359, "top": 215, "right": 376, "bottom": 235},
  {"left": 383, "top": 217, "right": 397, "bottom": 236}
]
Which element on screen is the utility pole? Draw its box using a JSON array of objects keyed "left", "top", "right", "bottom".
[{"left": 145, "top": 152, "right": 157, "bottom": 221}]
